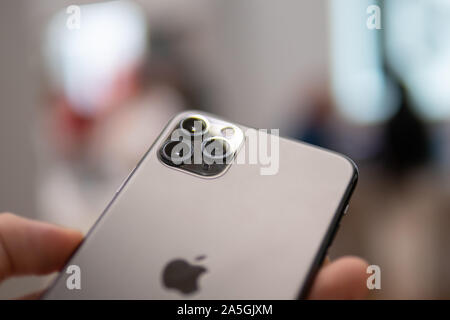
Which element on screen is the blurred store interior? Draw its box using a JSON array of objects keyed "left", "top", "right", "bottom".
[{"left": 1, "top": 0, "right": 450, "bottom": 298}]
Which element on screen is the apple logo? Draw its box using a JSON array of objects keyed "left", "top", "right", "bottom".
[{"left": 162, "top": 256, "right": 207, "bottom": 295}]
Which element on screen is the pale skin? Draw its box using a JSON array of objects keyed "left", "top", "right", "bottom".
[{"left": 0, "top": 213, "right": 369, "bottom": 299}]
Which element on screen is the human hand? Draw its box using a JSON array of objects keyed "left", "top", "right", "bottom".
[
  {"left": 0, "top": 213, "right": 368, "bottom": 299},
  {"left": 0, "top": 213, "right": 83, "bottom": 299}
]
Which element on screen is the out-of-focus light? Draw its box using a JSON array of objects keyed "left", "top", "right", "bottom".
[
  {"left": 329, "top": 0, "right": 399, "bottom": 125},
  {"left": 332, "top": 69, "right": 399, "bottom": 125},
  {"left": 386, "top": 0, "right": 450, "bottom": 122},
  {"left": 407, "top": 59, "right": 450, "bottom": 121},
  {"left": 44, "top": 1, "right": 148, "bottom": 117}
]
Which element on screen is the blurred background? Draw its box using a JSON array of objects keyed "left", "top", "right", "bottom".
[{"left": 1, "top": 0, "right": 450, "bottom": 299}]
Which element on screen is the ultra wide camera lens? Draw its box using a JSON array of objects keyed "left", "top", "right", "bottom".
[
  {"left": 180, "top": 116, "right": 208, "bottom": 136},
  {"left": 202, "top": 137, "right": 232, "bottom": 164},
  {"left": 161, "top": 140, "right": 192, "bottom": 165}
]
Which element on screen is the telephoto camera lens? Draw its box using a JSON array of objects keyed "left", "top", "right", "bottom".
[
  {"left": 180, "top": 116, "right": 208, "bottom": 137},
  {"left": 202, "top": 137, "right": 233, "bottom": 165},
  {"left": 161, "top": 140, "right": 192, "bottom": 165}
]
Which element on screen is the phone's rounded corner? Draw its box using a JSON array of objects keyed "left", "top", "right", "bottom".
[
  {"left": 342, "top": 154, "right": 359, "bottom": 186},
  {"left": 177, "top": 109, "right": 207, "bottom": 119},
  {"left": 331, "top": 151, "right": 359, "bottom": 187}
]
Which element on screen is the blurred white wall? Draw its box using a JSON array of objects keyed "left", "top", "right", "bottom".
[
  {"left": 208, "top": 0, "right": 328, "bottom": 131},
  {"left": 0, "top": 0, "right": 42, "bottom": 299},
  {"left": 0, "top": 1, "right": 37, "bottom": 218}
]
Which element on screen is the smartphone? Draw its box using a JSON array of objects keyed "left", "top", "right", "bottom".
[{"left": 43, "top": 110, "right": 358, "bottom": 299}]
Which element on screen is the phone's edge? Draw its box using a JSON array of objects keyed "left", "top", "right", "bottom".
[{"left": 296, "top": 156, "right": 359, "bottom": 299}]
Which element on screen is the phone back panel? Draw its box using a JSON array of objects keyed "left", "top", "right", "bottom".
[{"left": 44, "top": 111, "right": 357, "bottom": 299}]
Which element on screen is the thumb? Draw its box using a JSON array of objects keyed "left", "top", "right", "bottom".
[
  {"left": 0, "top": 213, "right": 83, "bottom": 282},
  {"left": 308, "top": 256, "right": 369, "bottom": 300}
]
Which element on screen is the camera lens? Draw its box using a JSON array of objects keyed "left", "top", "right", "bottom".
[
  {"left": 202, "top": 137, "right": 232, "bottom": 164},
  {"left": 180, "top": 116, "right": 208, "bottom": 136},
  {"left": 161, "top": 140, "right": 192, "bottom": 165}
]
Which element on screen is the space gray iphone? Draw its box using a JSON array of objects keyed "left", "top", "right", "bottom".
[{"left": 43, "top": 111, "right": 357, "bottom": 299}]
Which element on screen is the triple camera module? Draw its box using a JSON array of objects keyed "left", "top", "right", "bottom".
[{"left": 159, "top": 114, "right": 244, "bottom": 177}]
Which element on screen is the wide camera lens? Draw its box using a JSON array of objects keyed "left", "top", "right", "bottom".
[
  {"left": 161, "top": 140, "right": 192, "bottom": 165},
  {"left": 202, "top": 137, "right": 232, "bottom": 164}
]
